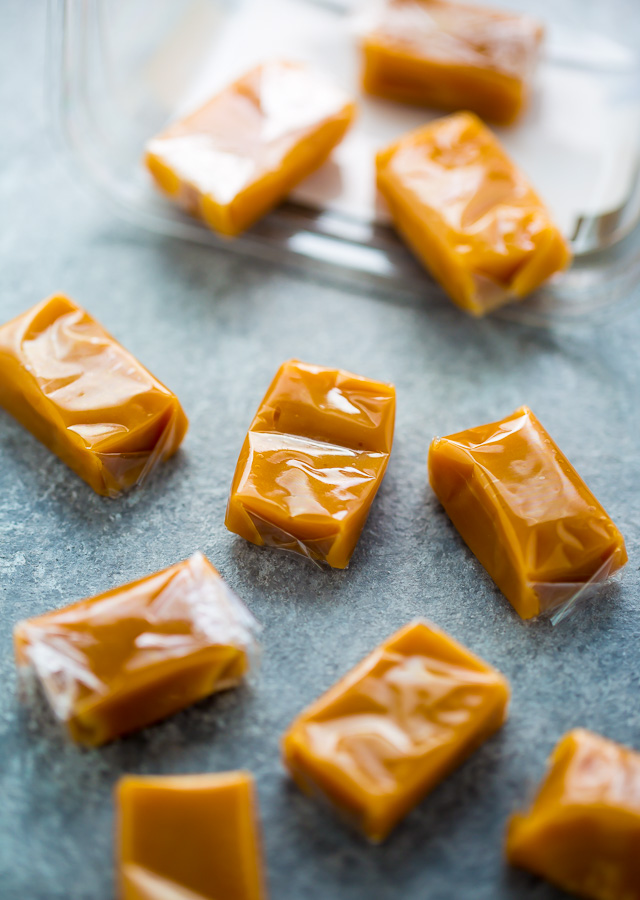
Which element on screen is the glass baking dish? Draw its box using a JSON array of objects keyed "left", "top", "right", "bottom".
[{"left": 48, "top": 0, "right": 640, "bottom": 325}]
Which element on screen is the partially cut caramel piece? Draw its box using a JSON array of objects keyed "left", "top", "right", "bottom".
[
  {"left": 0, "top": 295, "right": 188, "bottom": 497},
  {"left": 14, "top": 553, "right": 259, "bottom": 746},
  {"left": 146, "top": 61, "right": 356, "bottom": 237},
  {"left": 428, "top": 406, "right": 627, "bottom": 620},
  {"left": 117, "top": 771, "right": 268, "bottom": 900},
  {"left": 507, "top": 729, "right": 640, "bottom": 900},
  {"left": 362, "top": 0, "right": 544, "bottom": 125},
  {"left": 225, "top": 359, "right": 395, "bottom": 568},
  {"left": 282, "top": 620, "right": 509, "bottom": 841},
  {"left": 376, "top": 112, "right": 572, "bottom": 316}
]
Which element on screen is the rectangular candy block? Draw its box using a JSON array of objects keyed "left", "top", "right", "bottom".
[
  {"left": 507, "top": 729, "right": 640, "bottom": 900},
  {"left": 117, "top": 771, "right": 268, "bottom": 900},
  {"left": 361, "top": 0, "right": 544, "bottom": 125},
  {"left": 376, "top": 112, "right": 572, "bottom": 316},
  {"left": 225, "top": 359, "right": 395, "bottom": 568},
  {"left": 14, "top": 553, "right": 259, "bottom": 746},
  {"left": 282, "top": 620, "right": 510, "bottom": 841},
  {"left": 428, "top": 406, "right": 627, "bottom": 620},
  {"left": 145, "top": 61, "right": 356, "bottom": 237},
  {"left": 0, "top": 295, "right": 188, "bottom": 497}
]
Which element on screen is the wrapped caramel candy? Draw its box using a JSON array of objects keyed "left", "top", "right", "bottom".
[
  {"left": 361, "top": 0, "right": 544, "bottom": 125},
  {"left": 225, "top": 359, "right": 395, "bottom": 568},
  {"left": 146, "top": 61, "right": 356, "bottom": 237},
  {"left": 507, "top": 729, "right": 640, "bottom": 900},
  {"left": 117, "top": 771, "right": 268, "bottom": 900},
  {"left": 14, "top": 553, "right": 259, "bottom": 746},
  {"left": 0, "top": 295, "right": 188, "bottom": 497},
  {"left": 282, "top": 620, "right": 510, "bottom": 841},
  {"left": 376, "top": 113, "right": 572, "bottom": 316},
  {"left": 429, "top": 406, "right": 627, "bottom": 620}
]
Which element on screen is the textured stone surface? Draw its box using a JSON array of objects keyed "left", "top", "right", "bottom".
[{"left": 0, "top": 2, "right": 639, "bottom": 899}]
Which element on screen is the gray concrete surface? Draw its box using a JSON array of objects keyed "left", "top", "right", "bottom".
[{"left": 0, "top": 2, "right": 639, "bottom": 898}]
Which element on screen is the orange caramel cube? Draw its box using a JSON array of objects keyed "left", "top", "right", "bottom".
[
  {"left": 225, "top": 359, "right": 395, "bottom": 568},
  {"left": 14, "top": 553, "right": 259, "bottom": 746},
  {"left": 0, "top": 295, "right": 188, "bottom": 497},
  {"left": 507, "top": 730, "right": 640, "bottom": 900},
  {"left": 428, "top": 407, "right": 627, "bottom": 620},
  {"left": 282, "top": 620, "right": 510, "bottom": 841},
  {"left": 376, "top": 113, "right": 572, "bottom": 316},
  {"left": 117, "top": 771, "right": 268, "bottom": 900},
  {"left": 361, "top": 0, "right": 544, "bottom": 125},
  {"left": 145, "top": 61, "right": 356, "bottom": 237}
]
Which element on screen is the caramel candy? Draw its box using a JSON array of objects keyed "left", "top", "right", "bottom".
[
  {"left": 14, "top": 553, "right": 259, "bottom": 746},
  {"left": 376, "top": 112, "right": 572, "bottom": 316},
  {"left": 282, "top": 620, "right": 510, "bottom": 841},
  {"left": 0, "top": 295, "right": 187, "bottom": 497},
  {"left": 507, "top": 730, "right": 640, "bottom": 900},
  {"left": 361, "top": 0, "right": 544, "bottom": 125},
  {"left": 225, "top": 359, "right": 395, "bottom": 568},
  {"left": 145, "top": 61, "right": 356, "bottom": 237},
  {"left": 117, "top": 771, "right": 268, "bottom": 900},
  {"left": 429, "top": 406, "right": 627, "bottom": 620}
]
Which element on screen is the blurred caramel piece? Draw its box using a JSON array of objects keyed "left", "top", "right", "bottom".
[
  {"left": 282, "top": 620, "right": 509, "bottom": 841},
  {"left": 145, "top": 61, "right": 356, "bottom": 237},
  {"left": 0, "top": 295, "right": 187, "bottom": 497},
  {"left": 507, "top": 729, "right": 640, "bottom": 900},
  {"left": 14, "top": 553, "right": 258, "bottom": 746},
  {"left": 376, "top": 112, "right": 571, "bottom": 316},
  {"left": 117, "top": 771, "right": 268, "bottom": 900},
  {"left": 225, "top": 359, "right": 395, "bottom": 568},
  {"left": 361, "top": 0, "right": 543, "bottom": 125},
  {"left": 429, "top": 407, "right": 627, "bottom": 620}
]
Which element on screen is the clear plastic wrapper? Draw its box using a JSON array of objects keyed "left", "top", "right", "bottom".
[
  {"left": 282, "top": 619, "right": 510, "bottom": 841},
  {"left": 225, "top": 359, "right": 396, "bottom": 568},
  {"left": 428, "top": 406, "right": 628, "bottom": 623},
  {"left": 49, "top": 0, "right": 640, "bottom": 325},
  {"left": 14, "top": 552, "right": 260, "bottom": 746},
  {"left": 0, "top": 295, "right": 188, "bottom": 498},
  {"left": 242, "top": 509, "right": 337, "bottom": 569}
]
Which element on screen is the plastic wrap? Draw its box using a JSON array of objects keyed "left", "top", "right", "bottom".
[
  {"left": 145, "top": 60, "right": 356, "bottom": 237},
  {"left": 376, "top": 112, "right": 572, "bottom": 316},
  {"left": 282, "top": 619, "right": 510, "bottom": 842},
  {"left": 0, "top": 295, "right": 188, "bottom": 498},
  {"left": 225, "top": 359, "right": 395, "bottom": 569},
  {"left": 506, "top": 729, "right": 640, "bottom": 900},
  {"left": 14, "top": 552, "right": 260, "bottom": 746},
  {"left": 360, "top": 0, "right": 544, "bottom": 125},
  {"left": 428, "top": 406, "right": 627, "bottom": 623}
]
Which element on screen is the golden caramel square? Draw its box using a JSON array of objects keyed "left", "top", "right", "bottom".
[
  {"left": 507, "top": 730, "right": 640, "bottom": 900},
  {"left": 0, "top": 294, "right": 187, "bottom": 496},
  {"left": 282, "top": 620, "right": 509, "bottom": 841},
  {"left": 117, "top": 771, "right": 268, "bottom": 900},
  {"left": 225, "top": 359, "right": 395, "bottom": 568},
  {"left": 146, "top": 61, "right": 356, "bottom": 236},
  {"left": 362, "top": 0, "right": 543, "bottom": 124},
  {"left": 14, "top": 553, "right": 258, "bottom": 745},
  {"left": 376, "top": 113, "right": 572, "bottom": 316},
  {"left": 429, "top": 406, "right": 627, "bottom": 619}
]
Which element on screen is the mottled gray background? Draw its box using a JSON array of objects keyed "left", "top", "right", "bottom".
[{"left": 1, "top": 2, "right": 639, "bottom": 898}]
